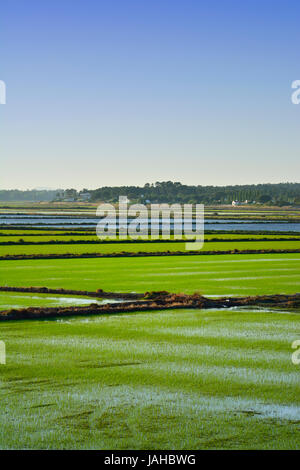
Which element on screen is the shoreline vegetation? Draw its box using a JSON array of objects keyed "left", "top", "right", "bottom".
[
  {"left": 2, "top": 220, "right": 300, "bottom": 226},
  {"left": 2, "top": 216, "right": 300, "bottom": 222},
  {"left": 1, "top": 229, "right": 300, "bottom": 235}
]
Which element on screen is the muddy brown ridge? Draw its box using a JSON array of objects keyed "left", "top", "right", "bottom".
[
  {"left": 1, "top": 237, "right": 300, "bottom": 245},
  {"left": 0, "top": 286, "right": 143, "bottom": 300},
  {"left": 0, "top": 286, "right": 299, "bottom": 321},
  {"left": 1, "top": 248, "right": 300, "bottom": 261}
]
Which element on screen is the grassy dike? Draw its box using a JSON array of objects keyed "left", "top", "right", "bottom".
[{"left": 0, "top": 240, "right": 300, "bottom": 256}]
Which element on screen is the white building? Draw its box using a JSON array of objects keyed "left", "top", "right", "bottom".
[{"left": 80, "top": 192, "right": 91, "bottom": 201}]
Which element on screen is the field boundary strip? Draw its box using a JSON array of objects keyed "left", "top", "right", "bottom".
[
  {"left": 0, "top": 285, "right": 143, "bottom": 300},
  {"left": 1, "top": 237, "right": 300, "bottom": 246},
  {"left": 1, "top": 229, "right": 299, "bottom": 235},
  {"left": 1, "top": 248, "right": 300, "bottom": 261},
  {"left": 1, "top": 292, "right": 300, "bottom": 321}
]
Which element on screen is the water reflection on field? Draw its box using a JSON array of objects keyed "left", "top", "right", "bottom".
[{"left": 0, "top": 292, "right": 122, "bottom": 310}]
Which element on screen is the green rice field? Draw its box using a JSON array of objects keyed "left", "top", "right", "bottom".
[
  {"left": 0, "top": 208, "right": 300, "bottom": 450},
  {"left": 0, "top": 308, "right": 299, "bottom": 449},
  {"left": 1, "top": 253, "right": 300, "bottom": 296}
]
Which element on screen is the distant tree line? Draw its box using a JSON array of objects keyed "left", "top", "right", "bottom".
[
  {"left": 1, "top": 183, "right": 300, "bottom": 205},
  {"left": 0, "top": 189, "right": 58, "bottom": 202},
  {"left": 89, "top": 182, "right": 300, "bottom": 206}
]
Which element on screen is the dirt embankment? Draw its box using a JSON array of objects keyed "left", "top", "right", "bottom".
[
  {"left": 0, "top": 286, "right": 143, "bottom": 300},
  {"left": 0, "top": 290, "right": 299, "bottom": 321},
  {"left": 1, "top": 248, "right": 300, "bottom": 261},
  {"left": 1, "top": 237, "right": 300, "bottom": 246}
]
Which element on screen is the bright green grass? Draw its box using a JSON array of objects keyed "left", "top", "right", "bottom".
[
  {"left": 1, "top": 240, "right": 300, "bottom": 256},
  {"left": 1, "top": 254, "right": 300, "bottom": 297},
  {"left": 0, "top": 308, "right": 299, "bottom": 449}
]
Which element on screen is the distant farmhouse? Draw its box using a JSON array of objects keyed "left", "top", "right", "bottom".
[
  {"left": 232, "top": 200, "right": 249, "bottom": 206},
  {"left": 53, "top": 190, "right": 91, "bottom": 202},
  {"left": 79, "top": 192, "right": 91, "bottom": 202}
]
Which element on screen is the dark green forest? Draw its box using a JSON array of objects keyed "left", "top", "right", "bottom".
[
  {"left": 1, "top": 182, "right": 300, "bottom": 205},
  {"left": 89, "top": 182, "right": 300, "bottom": 205}
]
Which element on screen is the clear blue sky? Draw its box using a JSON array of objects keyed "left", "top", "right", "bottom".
[{"left": 1, "top": 0, "right": 299, "bottom": 189}]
